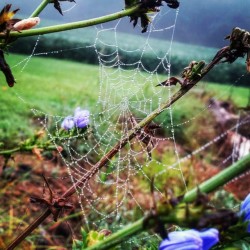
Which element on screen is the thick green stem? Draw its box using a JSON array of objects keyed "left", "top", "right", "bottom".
[
  {"left": 86, "top": 218, "right": 144, "bottom": 250},
  {"left": 1, "top": 6, "right": 140, "bottom": 38},
  {"left": 0, "top": 147, "right": 20, "bottom": 155},
  {"left": 84, "top": 154, "right": 250, "bottom": 250},
  {"left": 183, "top": 153, "right": 250, "bottom": 202},
  {"left": 30, "top": 0, "right": 51, "bottom": 17}
]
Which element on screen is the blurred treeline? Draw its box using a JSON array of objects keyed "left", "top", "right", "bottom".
[{"left": 10, "top": 28, "right": 249, "bottom": 86}]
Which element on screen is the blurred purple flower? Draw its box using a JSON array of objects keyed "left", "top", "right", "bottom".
[
  {"left": 159, "top": 228, "right": 219, "bottom": 250},
  {"left": 240, "top": 193, "right": 250, "bottom": 232},
  {"left": 159, "top": 230, "right": 202, "bottom": 250},
  {"left": 198, "top": 229, "right": 219, "bottom": 250},
  {"left": 74, "top": 107, "right": 90, "bottom": 129},
  {"left": 61, "top": 116, "right": 74, "bottom": 130}
]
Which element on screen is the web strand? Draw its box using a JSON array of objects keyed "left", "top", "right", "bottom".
[{"left": 6, "top": 3, "right": 250, "bottom": 247}]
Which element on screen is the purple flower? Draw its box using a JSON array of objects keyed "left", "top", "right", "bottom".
[
  {"left": 198, "top": 229, "right": 219, "bottom": 250},
  {"left": 61, "top": 116, "right": 74, "bottom": 130},
  {"left": 74, "top": 107, "right": 90, "bottom": 129},
  {"left": 159, "top": 229, "right": 219, "bottom": 250},
  {"left": 159, "top": 230, "right": 202, "bottom": 250},
  {"left": 240, "top": 193, "right": 250, "bottom": 232}
]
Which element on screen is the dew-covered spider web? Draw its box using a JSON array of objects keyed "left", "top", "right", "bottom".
[{"left": 5, "top": 1, "right": 250, "bottom": 246}]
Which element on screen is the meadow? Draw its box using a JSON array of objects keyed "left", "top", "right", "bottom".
[
  {"left": 10, "top": 24, "right": 249, "bottom": 85},
  {"left": 0, "top": 53, "right": 248, "bottom": 144}
]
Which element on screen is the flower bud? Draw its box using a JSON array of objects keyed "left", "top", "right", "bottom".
[
  {"left": 74, "top": 107, "right": 90, "bottom": 129},
  {"left": 61, "top": 116, "right": 74, "bottom": 130},
  {"left": 13, "top": 17, "right": 40, "bottom": 31}
]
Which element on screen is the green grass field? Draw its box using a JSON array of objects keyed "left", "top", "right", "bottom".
[
  {"left": 0, "top": 54, "right": 100, "bottom": 143},
  {"left": 0, "top": 53, "right": 249, "bottom": 145}
]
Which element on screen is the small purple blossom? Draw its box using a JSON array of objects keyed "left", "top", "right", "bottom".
[
  {"left": 74, "top": 107, "right": 90, "bottom": 129},
  {"left": 240, "top": 193, "right": 250, "bottom": 232},
  {"left": 61, "top": 116, "right": 74, "bottom": 130},
  {"left": 159, "top": 228, "right": 219, "bottom": 250},
  {"left": 61, "top": 107, "right": 90, "bottom": 130}
]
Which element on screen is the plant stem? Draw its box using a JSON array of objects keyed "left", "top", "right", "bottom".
[
  {"left": 84, "top": 153, "right": 250, "bottom": 250},
  {"left": 30, "top": 0, "right": 51, "bottom": 17},
  {"left": 183, "top": 153, "right": 250, "bottom": 202},
  {"left": 0, "top": 144, "right": 57, "bottom": 156},
  {"left": 86, "top": 218, "right": 145, "bottom": 250},
  {"left": 1, "top": 6, "right": 140, "bottom": 38},
  {"left": 6, "top": 209, "right": 51, "bottom": 250},
  {"left": 0, "top": 147, "right": 20, "bottom": 155}
]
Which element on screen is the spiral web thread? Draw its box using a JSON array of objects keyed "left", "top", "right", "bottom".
[{"left": 9, "top": 3, "right": 250, "bottom": 245}]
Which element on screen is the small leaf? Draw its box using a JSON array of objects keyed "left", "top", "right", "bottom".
[
  {"left": 53, "top": 0, "right": 63, "bottom": 15},
  {"left": 32, "top": 147, "right": 43, "bottom": 160},
  {"left": 164, "top": 0, "right": 180, "bottom": 9},
  {"left": 87, "top": 230, "right": 105, "bottom": 246},
  {"left": 81, "top": 227, "right": 88, "bottom": 246},
  {"left": 72, "top": 239, "right": 83, "bottom": 250},
  {"left": 52, "top": 0, "right": 76, "bottom": 15},
  {"left": 156, "top": 76, "right": 183, "bottom": 87}
]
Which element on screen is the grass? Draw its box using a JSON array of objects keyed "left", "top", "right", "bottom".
[
  {"left": 205, "top": 82, "right": 250, "bottom": 106},
  {"left": 0, "top": 53, "right": 100, "bottom": 144},
  {"left": 0, "top": 53, "right": 249, "bottom": 145}
]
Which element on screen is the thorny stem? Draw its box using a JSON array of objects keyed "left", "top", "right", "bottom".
[
  {"left": 83, "top": 154, "right": 250, "bottom": 250},
  {"left": 7, "top": 209, "right": 51, "bottom": 250},
  {"left": 30, "top": 0, "right": 51, "bottom": 18},
  {"left": 6, "top": 48, "right": 227, "bottom": 250},
  {"left": 0, "top": 6, "right": 141, "bottom": 38}
]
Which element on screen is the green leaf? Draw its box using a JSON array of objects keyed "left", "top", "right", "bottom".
[
  {"left": 72, "top": 239, "right": 83, "bottom": 250},
  {"left": 87, "top": 230, "right": 105, "bottom": 247},
  {"left": 80, "top": 227, "right": 88, "bottom": 248}
]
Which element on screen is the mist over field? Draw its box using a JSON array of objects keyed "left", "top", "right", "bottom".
[{"left": 9, "top": 0, "right": 250, "bottom": 47}]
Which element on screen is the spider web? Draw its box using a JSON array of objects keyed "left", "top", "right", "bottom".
[{"left": 5, "top": 1, "right": 250, "bottom": 247}]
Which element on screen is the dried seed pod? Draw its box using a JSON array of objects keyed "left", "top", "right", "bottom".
[{"left": 0, "top": 4, "right": 19, "bottom": 32}]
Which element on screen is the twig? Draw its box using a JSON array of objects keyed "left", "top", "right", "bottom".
[
  {"left": 0, "top": 6, "right": 141, "bottom": 39},
  {"left": 0, "top": 144, "right": 57, "bottom": 156},
  {"left": 6, "top": 50, "right": 224, "bottom": 250},
  {"left": 30, "top": 0, "right": 51, "bottom": 17}
]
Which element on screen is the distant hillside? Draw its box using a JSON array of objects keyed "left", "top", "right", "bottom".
[
  {"left": 9, "top": 24, "right": 249, "bottom": 86},
  {"left": 9, "top": 0, "right": 250, "bottom": 48}
]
